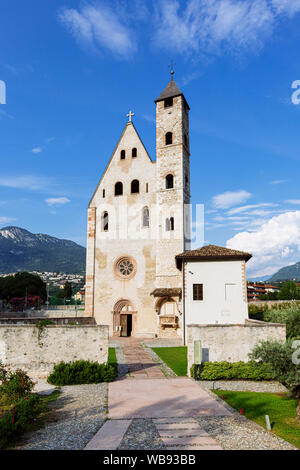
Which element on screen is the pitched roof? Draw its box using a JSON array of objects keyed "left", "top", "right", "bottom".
[
  {"left": 154, "top": 79, "right": 190, "bottom": 109},
  {"left": 150, "top": 288, "right": 182, "bottom": 297},
  {"left": 176, "top": 245, "right": 252, "bottom": 268}
]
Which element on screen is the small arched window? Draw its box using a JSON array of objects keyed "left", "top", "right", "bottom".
[
  {"left": 166, "top": 217, "right": 174, "bottom": 232},
  {"left": 102, "top": 212, "right": 109, "bottom": 232},
  {"left": 102, "top": 189, "right": 105, "bottom": 198},
  {"left": 166, "top": 174, "right": 174, "bottom": 189},
  {"left": 120, "top": 150, "right": 126, "bottom": 160},
  {"left": 132, "top": 148, "right": 137, "bottom": 158},
  {"left": 166, "top": 132, "right": 173, "bottom": 145},
  {"left": 142, "top": 207, "right": 150, "bottom": 227},
  {"left": 164, "top": 97, "right": 173, "bottom": 108},
  {"left": 131, "top": 179, "right": 140, "bottom": 194},
  {"left": 115, "top": 181, "right": 123, "bottom": 196}
]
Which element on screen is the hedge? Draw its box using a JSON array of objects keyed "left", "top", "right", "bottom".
[
  {"left": 0, "top": 394, "right": 45, "bottom": 449},
  {"left": 190, "top": 361, "right": 275, "bottom": 381},
  {"left": 47, "top": 360, "right": 118, "bottom": 386}
]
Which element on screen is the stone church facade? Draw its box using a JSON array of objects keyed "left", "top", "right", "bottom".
[{"left": 85, "top": 78, "right": 191, "bottom": 338}]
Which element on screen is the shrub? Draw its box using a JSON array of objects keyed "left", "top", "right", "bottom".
[
  {"left": 0, "top": 394, "right": 45, "bottom": 449},
  {"left": 0, "top": 363, "right": 34, "bottom": 406},
  {"left": 47, "top": 360, "right": 118, "bottom": 386},
  {"left": 190, "top": 361, "right": 275, "bottom": 381}
]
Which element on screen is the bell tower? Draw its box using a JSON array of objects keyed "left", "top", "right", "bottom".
[{"left": 155, "top": 75, "right": 191, "bottom": 286}]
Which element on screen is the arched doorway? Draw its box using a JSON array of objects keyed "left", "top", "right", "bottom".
[{"left": 113, "top": 299, "right": 136, "bottom": 337}]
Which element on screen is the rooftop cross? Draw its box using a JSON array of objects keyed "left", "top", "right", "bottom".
[
  {"left": 169, "top": 61, "right": 175, "bottom": 80},
  {"left": 126, "top": 110, "right": 135, "bottom": 122}
]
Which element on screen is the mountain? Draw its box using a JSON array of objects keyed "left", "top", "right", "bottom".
[
  {"left": 247, "top": 275, "right": 271, "bottom": 282},
  {"left": 0, "top": 226, "right": 86, "bottom": 274},
  {"left": 269, "top": 261, "right": 300, "bottom": 282}
]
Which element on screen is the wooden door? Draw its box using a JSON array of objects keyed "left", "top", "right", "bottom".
[{"left": 120, "top": 314, "right": 127, "bottom": 337}]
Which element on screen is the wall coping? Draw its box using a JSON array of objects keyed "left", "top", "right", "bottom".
[
  {"left": 0, "top": 324, "right": 109, "bottom": 329},
  {"left": 187, "top": 322, "right": 286, "bottom": 328}
]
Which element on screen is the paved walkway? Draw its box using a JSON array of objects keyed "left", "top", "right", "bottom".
[{"left": 85, "top": 338, "right": 230, "bottom": 450}]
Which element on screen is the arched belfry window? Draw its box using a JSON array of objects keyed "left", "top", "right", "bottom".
[
  {"left": 164, "top": 97, "right": 173, "bottom": 108},
  {"left": 120, "top": 150, "right": 126, "bottom": 160},
  {"left": 132, "top": 148, "right": 137, "bottom": 158},
  {"left": 142, "top": 206, "right": 150, "bottom": 227},
  {"left": 166, "top": 174, "right": 174, "bottom": 189},
  {"left": 115, "top": 181, "right": 123, "bottom": 196},
  {"left": 131, "top": 179, "right": 139, "bottom": 194},
  {"left": 166, "top": 132, "right": 173, "bottom": 145},
  {"left": 102, "top": 212, "right": 109, "bottom": 232}
]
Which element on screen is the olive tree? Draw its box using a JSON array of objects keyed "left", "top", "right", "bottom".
[{"left": 250, "top": 340, "right": 300, "bottom": 420}]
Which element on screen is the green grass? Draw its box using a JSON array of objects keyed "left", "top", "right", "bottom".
[
  {"left": 108, "top": 347, "right": 117, "bottom": 365},
  {"left": 214, "top": 390, "right": 300, "bottom": 449},
  {"left": 152, "top": 346, "right": 187, "bottom": 376}
]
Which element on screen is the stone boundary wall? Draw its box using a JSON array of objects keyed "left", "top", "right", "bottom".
[
  {"left": 0, "top": 317, "right": 95, "bottom": 326},
  {"left": 0, "top": 325, "right": 109, "bottom": 380},
  {"left": 187, "top": 322, "right": 286, "bottom": 376}
]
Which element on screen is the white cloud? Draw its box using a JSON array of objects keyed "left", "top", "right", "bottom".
[
  {"left": 212, "top": 190, "right": 251, "bottom": 209},
  {"left": 285, "top": 200, "right": 300, "bottom": 205},
  {"left": 226, "top": 203, "right": 277, "bottom": 215},
  {"left": 227, "top": 211, "right": 300, "bottom": 276},
  {"left": 269, "top": 179, "right": 288, "bottom": 185},
  {"left": 59, "top": 4, "right": 137, "bottom": 59},
  {"left": 45, "top": 197, "right": 71, "bottom": 207},
  {"left": 0, "top": 216, "right": 16, "bottom": 225},
  {"left": 154, "top": 0, "right": 300, "bottom": 56},
  {"left": 0, "top": 175, "right": 51, "bottom": 191},
  {"left": 31, "top": 147, "right": 42, "bottom": 154}
]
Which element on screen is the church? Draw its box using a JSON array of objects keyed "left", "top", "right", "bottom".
[{"left": 84, "top": 76, "right": 251, "bottom": 339}]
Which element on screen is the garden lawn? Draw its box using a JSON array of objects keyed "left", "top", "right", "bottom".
[
  {"left": 152, "top": 347, "right": 187, "bottom": 376},
  {"left": 214, "top": 390, "right": 300, "bottom": 449},
  {"left": 108, "top": 347, "right": 117, "bottom": 366}
]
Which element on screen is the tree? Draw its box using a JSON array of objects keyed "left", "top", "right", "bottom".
[
  {"left": 63, "top": 281, "right": 73, "bottom": 300},
  {"left": 0, "top": 272, "right": 46, "bottom": 302},
  {"left": 278, "top": 281, "right": 300, "bottom": 300},
  {"left": 250, "top": 340, "right": 300, "bottom": 420}
]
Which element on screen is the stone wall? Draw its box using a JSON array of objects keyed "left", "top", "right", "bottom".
[
  {"left": 187, "top": 321, "right": 286, "bottom": 375},
  {"left": 0, "top": 325, "right": 109, "bottom": 379}
]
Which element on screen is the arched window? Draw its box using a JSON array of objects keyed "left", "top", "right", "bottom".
[
  {"left": 142, "top": 206, "right": 149, "bottom": 227},
  {"left": 131, "top": 179, "right": 139, "bottom": 194},
  {"left": 102, "top": 212, "right": 109, "bottom": 232},
  {"left": 165, "top": 132, "right": 173, "bottom": 145},
  {"left": 132, "top": 148, "right": 137, "bottom": 158},
  {"left": 166, "top": 217, "right": 174, "bottom": 231},
  {"left": 166, "top": 174, "right": 174, "bottom": 189},
  {"left": 115, "top": 181, "right": 123, "bottom": 196},
  {"left": 164, "top": 97, "right": 173, "bottom": 108},
  {"left": 102, "top": 189, "right": 105, "bottom": 198},
  {"left": 120, "top": 150, "right": 126, "bottom": 160}
]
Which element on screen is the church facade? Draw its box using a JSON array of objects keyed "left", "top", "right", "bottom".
[{"left": 85, "top": 78, "right": 191, "bottom": 338}]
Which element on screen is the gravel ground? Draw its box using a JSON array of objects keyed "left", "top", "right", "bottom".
[
  {"left": 14, "top": 384, "right": 108, "bottom": 450},
  {"left": 195, "top": 415, "right": 297, "bottom": 450},
  {"left": 198, "top": 380, "right": 288, "bottom": 393},
  {"left": 118, "top": 419, "right": 165, "bottom": 450}
]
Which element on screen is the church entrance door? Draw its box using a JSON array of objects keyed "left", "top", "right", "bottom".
[{"left": 120, "top": 314, "right": 132, "bottom": 337}]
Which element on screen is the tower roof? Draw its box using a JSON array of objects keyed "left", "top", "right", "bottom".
[{"left": 154, "top": 79, "right": 190, "bottom": 109}]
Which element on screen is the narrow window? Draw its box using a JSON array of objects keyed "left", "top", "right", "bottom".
[
  {"left": 164, "top": 97, "right": 173, "bottom": 108},
  {"left": 102, "top": 212, "right": 109, "bottom": 232},
  {"left": 170, "top": 217, "right": 174, "bottom": 231},
  {"left": 193, "top": 284, "right": 203, "bottom": 301},
  {"left": 165, "top": 132, "right": 173, "bottom": 145},
  {"left": 132, "top": 147, "right": 137, "bottom": 158},
  {"left": 166, "top": 174, "right": 174, "bottom": 189},
  {"left": 142, "top": 207, "right": 150, "bottom": 227},
  {"left": 115, "top": 181, "right": 123, "bottom": 196},
  {"left": 102, "top": 189, "right": 105, "bottom": 198},
  {"left": 120, "top": 150, "right": 125, "bottom": 160},
  {"left": 131, "top": 179, "right": 139, "bottom": 194},
  {"left": 146, "top": 183, "right": 149, "bottom": 193}
]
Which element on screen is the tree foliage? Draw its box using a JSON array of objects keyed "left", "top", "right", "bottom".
[{"left": 0, "top": 272, "right": 46, "bottom": 302}]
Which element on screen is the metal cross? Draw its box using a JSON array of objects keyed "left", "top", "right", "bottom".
[
  {"left": 169, "top": 61, "right": 175, "bottom": 79},
  {"left": 127, "top": 110, "right": 135, "bottom": 122}
]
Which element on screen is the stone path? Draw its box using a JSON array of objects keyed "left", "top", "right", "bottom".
[{"left": 121, "top": 338, "right": 165, "bottom": 379}]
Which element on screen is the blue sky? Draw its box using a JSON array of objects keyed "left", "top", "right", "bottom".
[{"left": 1, "top": 0, "right": 300, "bottom": 277}]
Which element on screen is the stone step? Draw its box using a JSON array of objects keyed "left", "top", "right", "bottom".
[
  {"left": 156, "top": 422, "right": 200, "bottom": 430},
  {"left": 84, "top": 419, "right": 131, "bottom": 450},
  {"left": 160, "top": 436, "right": 219, "bottom": 447}
]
